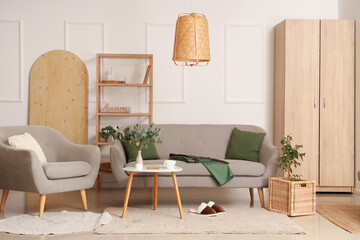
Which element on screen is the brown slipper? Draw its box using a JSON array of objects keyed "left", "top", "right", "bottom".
[
  {"left": 189, "top": 202, "right": 218, "bottom": 216},
  {"left": 208, "top": 201, "right": 225, "bottom": 214}
]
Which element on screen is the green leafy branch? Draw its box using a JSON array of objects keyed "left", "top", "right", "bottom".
[{"left": 116, "top": 123, "right": 163, "bottom": 150}]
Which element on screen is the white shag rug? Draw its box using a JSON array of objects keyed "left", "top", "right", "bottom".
[
  {"left": 95, "top": 207, "right": 305, "bottom": 234},
  {"left": 0, "top": 211, "right": 112, "bottom": 235}
]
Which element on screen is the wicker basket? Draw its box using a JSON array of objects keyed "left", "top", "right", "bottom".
[{"left": 268, "top": 177, "right": 316, "bottom": 216}]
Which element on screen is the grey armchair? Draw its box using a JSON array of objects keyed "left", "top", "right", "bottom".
[{"left": 0, "top": 125, "right": 100, "bottom": 217}]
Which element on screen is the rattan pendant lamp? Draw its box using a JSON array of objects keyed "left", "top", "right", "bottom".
[{"left": 173, "top": 13, "right": 210, "bottom": 66}]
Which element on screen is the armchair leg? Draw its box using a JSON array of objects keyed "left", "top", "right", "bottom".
[
  {"left": 80, "top": 189, "right": 88, "bottom": 211},
  {"left": 0, "top": 189, "right": 9, "bottom": 211},
  {"left": 257, "top": 188, "right": 265, "bottom": 208},
  {"left": 39, "top": 194, "right": 47, "bottom": 217}
]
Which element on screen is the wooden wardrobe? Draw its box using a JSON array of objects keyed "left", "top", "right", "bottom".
[{"left": 274, "top": 19, "right": 355, "bottom": 192}]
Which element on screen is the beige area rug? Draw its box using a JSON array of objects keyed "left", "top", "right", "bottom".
[
  {"left": 0, "top": 211, "right": 112, "bottom": 235},
  {"left": 95, "top": 207, "right": 305, "bottom": 234},
  {"left": 317, "top": 205, "right": 360, "bottom": 234}
]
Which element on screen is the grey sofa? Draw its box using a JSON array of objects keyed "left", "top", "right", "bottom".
[
  {"left": 110, "top": 124, "right": 280, "bottom": 207},
  {"left": 0, "top": 125, "right": 100, "bottom": 216}
]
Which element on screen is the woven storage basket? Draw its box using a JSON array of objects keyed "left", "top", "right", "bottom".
[
  {"left": 268, "top": 177, "right": 316, "bottom": 216},
  {"left": 173, "top": 13, "right": 210, "bottom": 65}
]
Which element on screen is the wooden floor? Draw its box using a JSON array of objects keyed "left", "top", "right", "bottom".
[{"left": 0, "top": 188, "right": 359, "bottom": 239}]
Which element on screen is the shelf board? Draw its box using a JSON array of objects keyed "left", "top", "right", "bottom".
[
  {"left": 98, "top": 83, "right": 151, "bottom": 87},
  {"left": 98, "top": 112, "right": 151, "bottom": 116}
]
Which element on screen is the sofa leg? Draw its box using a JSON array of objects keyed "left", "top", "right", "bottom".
[
  {"left": 39, "top": 194, "right": 47, "bottom": 217},
  {"left": 0, "top": 189, "right": 9, "bottom": 211},
  {"left": 257, "top": 188, "right": 265, "bottom": 208},
  {"left": 249, "top": 188, "right": 254, "bottom": 201},
  {"left": 95, "top": 175, "right": 100, "bottom": 191},
  {"left": 80, "top": 189, "right": 88, "bottom": 211}
]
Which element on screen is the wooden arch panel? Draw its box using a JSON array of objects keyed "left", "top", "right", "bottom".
[{"left": 29, "top": 50, "right": 89, "bottom": 144}]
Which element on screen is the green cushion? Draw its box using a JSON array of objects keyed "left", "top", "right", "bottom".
[
  {"left": 121, "top": 141, "right": 160, "bottom": 163},
  {"left": 225, "top": 128, "right": 266, "bottom": 162}
]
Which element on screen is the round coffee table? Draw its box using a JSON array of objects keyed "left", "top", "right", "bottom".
[{"left": 122, "top": 165, "right": 184, "bottom": 219}]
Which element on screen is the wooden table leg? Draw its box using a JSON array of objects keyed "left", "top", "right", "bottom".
[
  {"left": 122, "top": 171, "right": 134, "bottom": 218},
  {"left": 171, "top": 172, "right": 184, "bottom": 219},
  {"left": 154, "top": 172, "right": 158, "bottom": 210}
]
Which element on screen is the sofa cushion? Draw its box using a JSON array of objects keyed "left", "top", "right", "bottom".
[
  {"left": 42, "top": 161, "right": 91, "bottom": 180},
  {"left": 121, "top": 141, "right": 160, "bottom": 163},
  {"left": 126, "top": 159, "right": 265, "bottom": 177},
  {"left": 225, "top": 128, "right": 266, "bottom": 162}
]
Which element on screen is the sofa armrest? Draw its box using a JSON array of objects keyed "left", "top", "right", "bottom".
[
  {"left": 0, "top": 143, "right": 48, "bottom": 193},
  {"left": 259, "top": 140, "right": 280, "bottom": 180},
  {"left": 110, "top": 140, "right": 129, "bottom": 186}
]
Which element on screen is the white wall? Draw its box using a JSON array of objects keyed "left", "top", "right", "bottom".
[
  {"left": 339, "top": 0, "right": 360, "bottom": 192},
  {"left": 0, "top": 0, "right": 339, "bottom": 144}
]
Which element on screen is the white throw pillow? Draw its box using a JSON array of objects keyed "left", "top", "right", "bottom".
[{"left": 8, "top": 132, "right": 47, "bottom": 164}]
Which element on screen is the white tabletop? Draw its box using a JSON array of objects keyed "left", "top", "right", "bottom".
[{"left": 123, "top": 165, "right": 183, "bottom": 173}]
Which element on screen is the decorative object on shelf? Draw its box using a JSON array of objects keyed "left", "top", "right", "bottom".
[
  {"left": 268, "top": 135, "right": 316, "bottom": 216},
  {"left": 173, "top": 13, "right": 210, "bottom": 66},
  {"left": 101, "top": 80, "right": 126, "bottom": 84},
  {"left": 102, "top": 103, "right": 129, "bottom": 113},
  {"left": 99, "top": 126, "right": 116, "bottom": 142},
  {"left": 106, "top": 67, "right": 112, "bottom": 80},
  {"left": 143, "top": 65, "right": 152, "bottom": 84},
  {"left": 117, "top": 123, "right": 162, "bottom": 169}
]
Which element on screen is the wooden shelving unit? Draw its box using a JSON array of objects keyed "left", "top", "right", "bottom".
[
  {"left": 95, "top": 53, "right": 153, "bottom": 145},
  {"left": 95, "top": 53, "right": 154, "bottom": 191}
]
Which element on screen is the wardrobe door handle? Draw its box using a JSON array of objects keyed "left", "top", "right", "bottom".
[
  {"left": 314, "top": 98, "right": 316, "bottom": 108},
  {"left": 323, "top": 98, "right": 326, "bottom": 108}
]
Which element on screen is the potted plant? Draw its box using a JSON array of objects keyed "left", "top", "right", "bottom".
[
  {"left": 99, "top": 126, "right": 116, "bottom": 142},
  {"left": 117, "top": 123, "right": 162, "bottom": 169},
  {"left": 277, "top": 135, "right": 305, "bottom": 181},
  {"left": 268, "top": 135, "right": 316, "bottom": 216}
]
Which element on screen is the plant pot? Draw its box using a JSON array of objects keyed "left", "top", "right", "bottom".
[
  {"left": 268, "top": 177, "right": 316, "bottom": 216},
  {"left": 135, "top": 150, "right": 143, "bottom": 169},
  {"left": 105, "top": 136, "right": 114, "bottom": 143}
]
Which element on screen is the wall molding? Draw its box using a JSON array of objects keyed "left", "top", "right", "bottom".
[
  {"left": 224, "top": 22, "right": 264, "bottom": 104},
  {"left": 0, "top": 20, "right": 24, "bottom": 103},
  {"left": 64, "top": 21, "right": 106, "bottom": 52},
  {"left": 145, "top": 23, "right": 186, "bottom": 104},
  {"left": 64, "top": 21, "right": 106, "bottom": 103}
]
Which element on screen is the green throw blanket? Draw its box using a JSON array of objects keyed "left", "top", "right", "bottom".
[{"left": 169, "top": 154, "right": 234, "bottom": 186}]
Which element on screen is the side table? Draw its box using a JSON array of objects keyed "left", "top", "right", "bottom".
[{"left": 122, "top": 165, "right": 184, "bottom": 219}]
